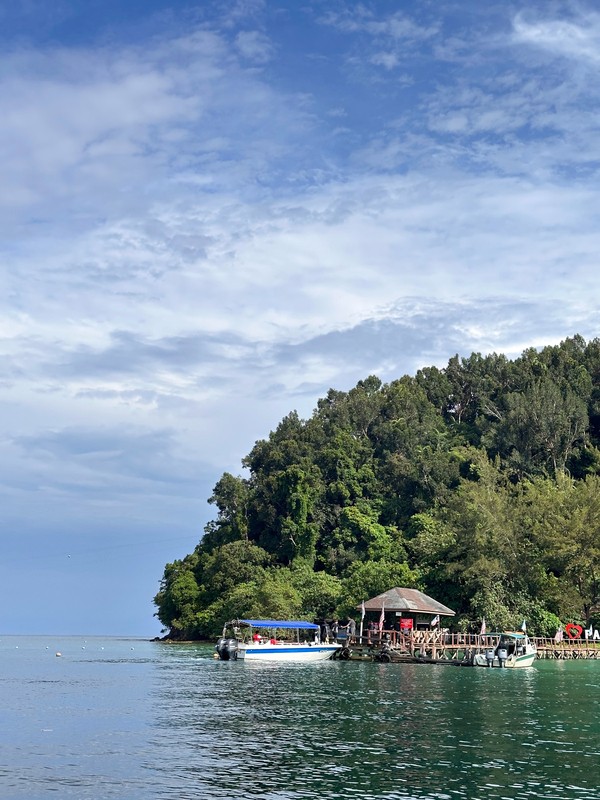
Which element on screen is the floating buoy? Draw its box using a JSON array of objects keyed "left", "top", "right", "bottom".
[{"left": 55, "top": 652, "right": 62, "bottom": 657}]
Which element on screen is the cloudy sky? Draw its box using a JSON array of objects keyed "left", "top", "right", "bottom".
[{"left": 2, "top": 0, "right": 600, "bottom": 636}]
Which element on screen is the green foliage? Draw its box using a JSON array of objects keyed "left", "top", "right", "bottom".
[
  {"left": 521, "top": 473, "right": 600, "bottom": 619},
  {"left": 196, "top": 540, "right": 273, "bottom": 606},
  {"left": 153, "top": 554, "right": 201, "bottom": 639},
  {"left": 337, "top": 504, "right": 405, "bottom": 562},
  {"left": 203, "top": 472, "right": 250, "bottom": 547},
  {"left": 155, "top": 335, "right": 600, "bottom": 639},
  {"left": 492, "top": 377, "right": 588, "bottom": 477},
  {"left": 196, "top": 571, "right": 303, "bottom": 638},
  {"left": 338, "top": 559, "right": 419, "bottom": 617},
  {"left": 522, "top": 604, "right": 562, "bottom": 639},
  {"left": 288, "top": 560, "right": 343, "bottom": 618}
]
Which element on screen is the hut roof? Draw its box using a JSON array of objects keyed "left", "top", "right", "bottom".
[{"left": 359, "top": 587, "right": 455, "bottom": 617}]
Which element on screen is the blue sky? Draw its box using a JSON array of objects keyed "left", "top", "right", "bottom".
[{"left": 2, "top": 0, "right": 600, "bottom": 635}]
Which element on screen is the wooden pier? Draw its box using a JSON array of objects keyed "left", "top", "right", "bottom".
[
  {"left": 534, "top": 637, "right": 600, "bottom": 659},
  {"left": 338, "top": 629, "right": 600, "bottom": 663}
]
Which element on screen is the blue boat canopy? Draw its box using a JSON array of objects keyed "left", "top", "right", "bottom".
[{"left": 238, "top": 619, "right": 319, "bottom": 630}]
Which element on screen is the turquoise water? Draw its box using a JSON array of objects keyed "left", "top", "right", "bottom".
[{"left": 1, "top": 637, "right": 599, "bottom": 799}]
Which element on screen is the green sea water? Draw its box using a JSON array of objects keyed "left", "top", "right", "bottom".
[{"left": 1, "top": 636, "right": 598, "bottom": 799}]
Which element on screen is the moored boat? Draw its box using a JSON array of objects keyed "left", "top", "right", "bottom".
[
  {"left": 215, "top": 619, "right": 342, "bottom": 662},
  {"left": 472, "top": 632, "right": 537, "bottom": 668}
]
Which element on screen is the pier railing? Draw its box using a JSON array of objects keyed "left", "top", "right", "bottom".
[
  {"left": 531, "top": 637, "right": 600, "bottom": 659},
  {"left": 353, "top": 630, "right": 488, "bottom": 660},
  {"left": 351, "top": 629, "right": 600, "bottom": 660}
]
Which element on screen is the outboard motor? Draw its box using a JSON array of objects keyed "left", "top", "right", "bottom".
[
  {"left": 215, "top": 637, "right": 238, "bottom": 661},
  {"left": 497, "top": 647, "right": 508, "bottom": 667},
  {"left": 215, "top": 637, "right": 228, "bottom": 660},
  {"left": 485, "top": 649, "right": 495, "bottom": 667},
  {"left": 225, "top": 638, "right": 238, "bottom": 660},
  {"left": 377, "top": 641, "right": 392, "bottom": 663}
]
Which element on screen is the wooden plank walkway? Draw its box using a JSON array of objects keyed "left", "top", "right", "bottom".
[{"left": 340, "top": 630, "right": 600, "bottom": 662}]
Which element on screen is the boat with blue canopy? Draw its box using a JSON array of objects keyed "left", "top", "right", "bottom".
[{"left": 215, "top": 619, "right": 342, "bottom": 662}]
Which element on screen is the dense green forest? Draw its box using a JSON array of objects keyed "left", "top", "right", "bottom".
[{"left": 154, "top": 335, "right": 600, "bottom": 639}]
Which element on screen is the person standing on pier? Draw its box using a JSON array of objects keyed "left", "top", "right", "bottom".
[{"left": 345, "top": 617, "right": 356, "bottom": 643}]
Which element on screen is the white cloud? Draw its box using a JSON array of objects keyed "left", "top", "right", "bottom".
[
  {"left": 0, "top": 29, "right": 312, "bottom": 242},
  {"left": 371, "top": 51, "right": 399, "bottom": 70},
  {"left": 4, "top": 2, "right": 600, "bottom": 633},
  {"left": 320, "top": 7, "right": 437, "bottom": 44},
  {"left": 513, "top": 11, "right": 600, "bottom": 64},
  {"left": 235, "top": 30, "right": 274, "bottom": 62}
]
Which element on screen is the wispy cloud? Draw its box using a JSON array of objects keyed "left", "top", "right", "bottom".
[
  {"left": 513, "top": 10, "right": 600, "bottom": 64},
  {"left": 235, "top": 29, "right": 274, "bottom": 62},
  {"left": 0, "top": 28, "right": 313, "bottom": 240},
  {"left": 319, "top": 6, "right": 438, "bottom": 45},
  {"left": 3, "top": 1, "right": 600, "bottom": 633}
]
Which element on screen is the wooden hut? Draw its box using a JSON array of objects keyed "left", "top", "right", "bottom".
[{"left": 358, "top": 587, "right": 455, "bottom": 635}]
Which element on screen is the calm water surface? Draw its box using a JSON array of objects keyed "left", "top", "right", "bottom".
[{"left": 0, "top": 636, "right": 598, "bottom": 799}]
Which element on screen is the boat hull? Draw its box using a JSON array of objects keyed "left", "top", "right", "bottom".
[
  {"left": 237, "top": 643, "right": 341, "bottom": 662},
  {"left": 473, "top": 651, "right": 536, "bottom": 668}
]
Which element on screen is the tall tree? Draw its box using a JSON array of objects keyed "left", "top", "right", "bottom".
[{"left": 493, "top": 376, "right": 588, "bottom": 477}]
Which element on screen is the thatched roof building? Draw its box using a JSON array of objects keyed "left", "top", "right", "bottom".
[{"left": 360, "top": 588, "right": 455, "bottom": 617}]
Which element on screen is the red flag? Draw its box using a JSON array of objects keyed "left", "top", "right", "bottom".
[{"left": 378, "top": 601, "right": 385, "bottom": 633}]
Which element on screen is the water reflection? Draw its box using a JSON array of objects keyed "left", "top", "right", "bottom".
[
  {"left": 1, "top": 638, "right": 598, "bottom": 800},
  {"left": 148, "top": 651, "right": 600, "bottom": 799}
]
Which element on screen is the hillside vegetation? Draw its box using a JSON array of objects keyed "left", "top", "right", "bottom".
[{"left": 154, "top": 335, "right": 600, "bottom": 639}]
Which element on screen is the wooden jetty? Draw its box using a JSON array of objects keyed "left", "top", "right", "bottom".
[
  {"left": 337, "top": 629, "right": 600, "bottom": 663},
  {"left": 534, "top": 637, "right": 600, "bottom": 659},
  {"left": 343, "top": 588, "right": 600, "bottom": 663}
]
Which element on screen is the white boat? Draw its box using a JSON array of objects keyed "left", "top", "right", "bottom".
[
  {"left": 215, "top": 619, "right": 342, "bottom": 662},
  {"left": 473, "top": 632, "right": 537, "bottom": 668}
]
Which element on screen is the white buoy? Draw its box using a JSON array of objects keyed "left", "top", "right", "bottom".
[{"left": 55, "top": 652, "right": 62, "bottom": 657}]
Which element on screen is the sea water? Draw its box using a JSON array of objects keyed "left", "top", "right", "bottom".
[{"left": 0, "top": 636, "right": 598, "bottom": 799}]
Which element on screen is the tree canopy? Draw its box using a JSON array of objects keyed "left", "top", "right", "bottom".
[{"left": 154, "top": 335, "right": 600, "bottom": 639}]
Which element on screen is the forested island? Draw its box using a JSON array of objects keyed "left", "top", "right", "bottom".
[{"left": 154, "top": 334, "right": 600, "bottom": 640}]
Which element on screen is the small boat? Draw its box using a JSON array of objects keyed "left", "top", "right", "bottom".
[
  {"left": 215, "top": 619, "right": 342, "bottom": 662},
  {"left": 472, "top": 632, "right": 537, "bottom": 668}
]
